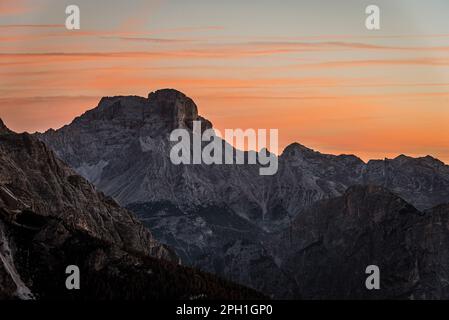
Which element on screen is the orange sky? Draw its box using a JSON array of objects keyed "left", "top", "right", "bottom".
[{"left": 0, "top": 0, "right": 448, "bottom": 163}]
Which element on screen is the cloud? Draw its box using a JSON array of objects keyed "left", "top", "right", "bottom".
[
  {"left": 114, "top": 37, "right": 197, "bottom": 44},
  {"left": 299, "top": 58, "right": 449, "bottom": 69},
  {"left": 0, "top": 24, "right": 64, "bottom": 29}
]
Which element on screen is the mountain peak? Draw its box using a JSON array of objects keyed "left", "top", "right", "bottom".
[
  {"left": 392, "top": 153, "right": 446, "bottom": 167},
  {"left": 282, "top": 142, "right": 314, "bottom": 157},
  {"left": 0, "top": 118, "right": 12, "bottom": 134},
  {"left": 147, "top": 89, "right": 199, "bottom": 129},
  {"left": 148, "top": 88, "right": 189, "bottom": 100},
  {"left": 73, "top": 89, "right": 204, "bottom": 132}
]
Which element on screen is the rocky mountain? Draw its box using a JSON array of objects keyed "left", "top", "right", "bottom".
[
  {"left": 37, "top": 90, "right": 449, "bottom": 226},
  {"left": 0, "top": 119, "right": 265, "bottom": 300},
  {"left": 275, "top": 185, "right": 449, "bottom": 299},
  {"left": 36, "top": 89, "right": 449, "bottom": 298}
]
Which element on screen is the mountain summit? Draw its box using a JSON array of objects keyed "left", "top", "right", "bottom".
[
  {"left": 36, "top": 89, "right": 449, "bottom": 298},
  {"left": 37, "top": 89, "right": 449, "bottom": 214},
  {"left": 71, "top": 89, "right": 210, "bottom": 133},
  {"left": 147, "top": 89, "right": 199, "bottom": 129},
  {"left": 0, "top": 118, "right": 11, "bottom": 135}
]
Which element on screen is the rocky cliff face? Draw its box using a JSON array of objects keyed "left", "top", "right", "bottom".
[
  {"left": 36, "top": 89, "right": 449, "bottom": 299},
  {"left": 275, "top": 185, "right": 449, "bottom": 299},
  {"left": 0, "top": 122, "right": 264, "bottom": 300},
  {"left": 37, "top": 89, "right": 449, "bottom": 226}
]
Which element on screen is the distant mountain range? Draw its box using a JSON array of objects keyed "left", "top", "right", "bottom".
[{"left": 27, "top": 89, "right": 449, "bottom": 299}]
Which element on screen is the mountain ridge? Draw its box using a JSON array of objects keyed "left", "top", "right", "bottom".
[
  {"left": 35, "top": 89, "right": 449, "bottom": 213},
  {"left": 31, "top": 88, "right": 449, "bottom": 298},
  {"left": 0, "top": 121, "right": 265, "bottom": 300}
]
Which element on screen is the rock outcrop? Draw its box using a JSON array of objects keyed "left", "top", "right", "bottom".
[
  {"left": 275, "top": 185, "right": 449, "bottom": 299},
  {"left": 35, "top": 89, "right": 449, "bottom": 299},
  {"left": 0, "top": 121, "right": 264, "bottom": 300}
]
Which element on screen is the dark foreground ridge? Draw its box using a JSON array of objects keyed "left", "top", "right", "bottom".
[{"left": 0, "top": 122, "right": 265, "bottom": 300}]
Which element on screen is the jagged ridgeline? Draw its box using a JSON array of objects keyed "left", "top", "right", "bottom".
[
  {"left": 0, "top": 120, "right": 265, "bottom": 300},
  {"left": 35, "top": 89, "right": 449, "bottom": 299}
]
